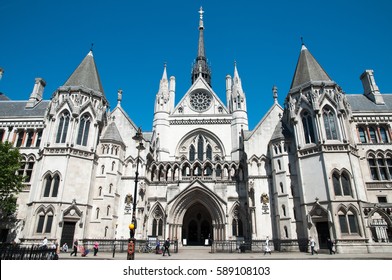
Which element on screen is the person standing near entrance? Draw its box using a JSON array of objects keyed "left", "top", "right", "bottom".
[
  {"left": 264, "top": 236, "right": 271, "bottom": 255},
  {"left": 309, "top": 237, "right": 318, "bottom": 255},
  {"left": 162, "top": 238, "right": 171, "bottom": 256},
  {"left": 70, "top": 238, "right": 78, "bottom": 256}
]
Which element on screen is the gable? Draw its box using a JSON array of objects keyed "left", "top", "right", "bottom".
[{"left": 172, "top": 76, "right": 229, "bottom": 116}]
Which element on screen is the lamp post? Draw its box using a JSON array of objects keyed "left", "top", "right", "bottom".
[{"left": 127, "top": 127, "right": 145, "bottom": 260}]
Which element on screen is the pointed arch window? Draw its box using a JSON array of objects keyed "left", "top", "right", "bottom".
[
  {"left": 206, "top": 145, "right": 212, "bottom": 160},
  {"left": 152, "top": 208, "right": 164, "bottom": 236},
  {"left": 18, "top": 156, "right": 35, "bottom": 183},
  {"left": 189, "top": 145, "right": 195, "bottom": 161},
  {"left": 36, "top": 211, "right": 54, "bottom": 233},
  {"left": 197, "top": 136, "right": 204, "bottom": 161},
  {"left": 323, "top": 107, "right": 338, "bottom": 140},
  {"left": 43, "top": 174, "right": 60, "bottom": 197},
  {"left": 56, "top": 111, "right": 70, "bottom": 143},
  {"left": 77, "top": 114, "right": 91, "bottom": 146},
  {"left": 368, "top": 153, "right": 392, "bottom": 181},
  {"left": 341, "top": 172, "right": 352, "bottom": 196},
  {"left": 302, "top": 111, "right": 316, "bottom": 144},
  {"left": 338, "top": 209, "right": 359, "bottom": 235},
  {"left": 232, "top": 218, "right": 243, "bottom": 237},
  {"left": 332, "top": 172, "right": 342, "bottom": 196},
  {"left": 332, "top": 170, "right": 352, "bottom": 197},
  {"left": 216, "top": 165, "right": 222, "bottom": 178}
]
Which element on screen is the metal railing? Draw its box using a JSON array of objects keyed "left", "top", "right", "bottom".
[{"left": 0, "top": 243, "right": 57, "bottom": 260}]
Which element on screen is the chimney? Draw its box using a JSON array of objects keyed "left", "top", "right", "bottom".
[
  {"left": 360, "top": 70, "right": 384, "bottom": 105},
  {"left": 26, "top": 78, "right": 46, "bottom": 108}
]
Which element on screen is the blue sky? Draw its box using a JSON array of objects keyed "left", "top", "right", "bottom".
[{"left": 1, "top": 0, "right": 391, "bottom": 131}]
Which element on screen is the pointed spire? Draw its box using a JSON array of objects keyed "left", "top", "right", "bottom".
[
  {"left": 231, "top": 61, "right": 247, "bottom": 112},
  {"left": 162, "top": 62, "right": 168, "bottom": 81},
  {"left": 191, "top": 7, "right": 212, "bottom": 86},
  {"left": 154, "top": 63, "right": 171, "bottom": 113},
  {"left": 159, "top": 62, "right": 169, "bottom": 91},
  {"left": 63, "top": 50, "right": 105, "bottom": 96},
  {"left": 290, "top": 43, "right": 332, "bottom": 90}
]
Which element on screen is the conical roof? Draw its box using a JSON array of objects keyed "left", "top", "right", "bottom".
[
  {"left": 101, "top": 122, "right": 124, "bottom": 144},
  {"left": 290, "top": 45, "right": 332, "bottom": 90},
  {"left": 63, "top": 51, "right": 105, "bottom": 96}
]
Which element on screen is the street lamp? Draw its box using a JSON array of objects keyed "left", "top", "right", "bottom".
[{"left": 127, "top": 127, "right": 145, "bottom": 260}]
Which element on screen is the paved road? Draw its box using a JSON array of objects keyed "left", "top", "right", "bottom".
[{"left": 59, "top": 246, "right": 392, "bottom": 260}]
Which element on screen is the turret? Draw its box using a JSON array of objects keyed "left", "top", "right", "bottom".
[
  {"left": 152, "top": 64, "right": 172, "bottom": 161},
  {"left": 230, "top": 62, "right": 249, "bottom": 160}
]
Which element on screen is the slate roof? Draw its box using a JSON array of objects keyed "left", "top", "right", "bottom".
[
  {"left": 0, "top": 100, "right": 49, "bottom": 118},
  {"left": 346, "top": 94, "right": 392, "bottom": 112},
  {"left": 63, "top": 51, "right": 105, "bottom": 97},
  {"left": 101, "top": 122, "right": 124, "bottom": 144},
  {"left": 271, "top": 120, "right": 292, "bottom": 141},
  {"left": 290, "top": 45, "right": 332, "bottom": 90}
]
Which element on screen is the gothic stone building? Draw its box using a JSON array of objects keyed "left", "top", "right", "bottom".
[{"left": 1, "top": 9, "right": 391, "bottom": 253}]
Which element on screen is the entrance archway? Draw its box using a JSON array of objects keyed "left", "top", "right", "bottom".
[{"left": 182, "top": 202, "right": 212, "bottom": 245}]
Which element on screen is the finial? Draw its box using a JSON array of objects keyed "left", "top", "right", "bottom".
[
  {"left": 117, "top": 89, "right": 123, "bottom": 105},
  {"left": 199, "top": 6, "right": 204, "bottom": 20},
  {"left": 272, "top": 85, "right": 278, "bottom": 103},
  {"left": 301, "top": 37, "right": 304, "bottom": 45},
  {"left": 90, "top": 43, "right": 94, "bottom": 51},
  {"left": 199, "top": 6, "right": 204, "bottom": 29}
]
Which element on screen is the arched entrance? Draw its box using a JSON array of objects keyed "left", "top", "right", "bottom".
[
  {"left": 182, "top": 202, "right": 212, "bottom": 245},
  {"left": 167, "top": 183, "right": 226, "bottom": 243}
]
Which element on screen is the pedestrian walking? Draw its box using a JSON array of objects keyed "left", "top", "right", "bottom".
[
  {"left": 162, "top": 238, "right": 171, "bottom": 256},
  {"left": 264, "top": 236, "right": 272, "bottom": 255},
  {"left": 309, "top": 237, "right": 318, "bottom": 255},
  {"left": 70, "top": 238, "right": 78, "bottom": 256},
  {"left": 93, "top": 241, "right": 99, "bottom": 256},
  {"left": 327, "top": 238, "right": 335, "bottom": 254}
]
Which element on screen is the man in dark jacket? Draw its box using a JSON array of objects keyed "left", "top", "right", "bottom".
[{"left": 162, "top": 238, "right": 171, "bottom": 256}]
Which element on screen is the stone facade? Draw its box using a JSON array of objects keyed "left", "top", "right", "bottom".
[{"left": 0, "top": 9, "right": 391, "bottom": 253}]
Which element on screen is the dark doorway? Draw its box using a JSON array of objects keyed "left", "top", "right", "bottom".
[
  {"left": 182, "top": 202, "right": 212, "bottom": 245},
  {"left": 316, "top": 222, "right": 330, "bottom": 249},
  {"left": 60, "top": 221, "right": 76, "bottom": 248}
]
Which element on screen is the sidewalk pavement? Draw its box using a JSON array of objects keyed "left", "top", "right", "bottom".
[{"left": 58, "top": 246, "right": 392, "bottom": 260}]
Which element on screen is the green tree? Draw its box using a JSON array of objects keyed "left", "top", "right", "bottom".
[{"left": 0, "top": 141, "right": 24, "bottom": 218}]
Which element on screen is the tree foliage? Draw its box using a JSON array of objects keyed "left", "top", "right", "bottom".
[{"left": 0, "top": 141, "right": 24, "bottom": 217}]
